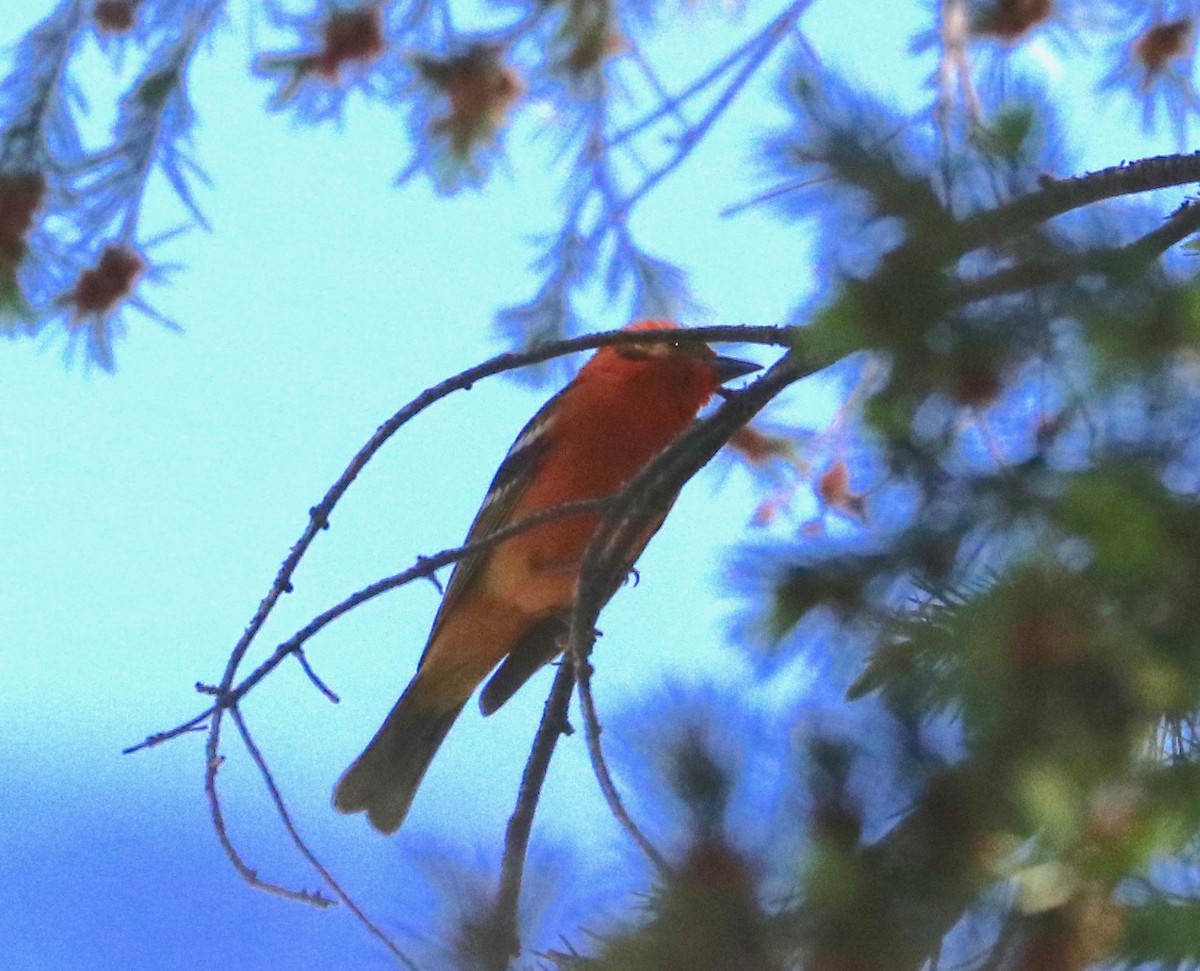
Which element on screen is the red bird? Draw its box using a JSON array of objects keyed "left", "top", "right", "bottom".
[{"left": 333, "top": 320, "right": 759, "bottom": 833}]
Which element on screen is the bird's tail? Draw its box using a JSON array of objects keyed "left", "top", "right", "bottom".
[{"left": 332, "top": 676, "right": 465, "bottom": 834}]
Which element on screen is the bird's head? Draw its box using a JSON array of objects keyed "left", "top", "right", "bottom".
[{"left": 604, "top": 319, "right": 761, "bottom": 394}]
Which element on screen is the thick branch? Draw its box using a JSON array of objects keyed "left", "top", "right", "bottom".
[{"left": 950, "top": 152, "right": 1200, "bottom": 257}]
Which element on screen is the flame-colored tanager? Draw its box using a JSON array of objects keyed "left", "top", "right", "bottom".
[{"left": 333, "top": 320, "right": 760, "bottom": 833}]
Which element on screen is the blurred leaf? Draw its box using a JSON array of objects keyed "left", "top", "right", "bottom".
[
  {"left": 971, "top": 105, "right": 1035, "bottom": 160},
  {"left": 1119, "top": 899, "right": 1200, "bottom": 964}
]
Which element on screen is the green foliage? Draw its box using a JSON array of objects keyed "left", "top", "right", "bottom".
[
  {"left": 1120, "top": 897, "right": 1200, "bottom": 965},
  {"left": 971, "top": 105, "right": 1035, "bottom": 160},
  {"left": 560, "top": 840, "right": 777, "bottom": 971},
  {"left": 715, "top": 29, "right": 1200, "bottom": 970},
  {"left": 1084, "top": 277, "right": 1200, "bottom": 380}
]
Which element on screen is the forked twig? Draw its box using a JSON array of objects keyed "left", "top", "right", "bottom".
[
  {"left": 122, "top": 497, "right": 614, "bottom": 755},
  {"left": 202, "top": 715, "right": 335, "bottom": 909},
  {"left": 230, "top": 708, "right": 420, "bottom": 969}
]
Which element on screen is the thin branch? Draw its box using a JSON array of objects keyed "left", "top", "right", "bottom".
[
  {"left": 954, "top": 199, "right": 1200, "bottom": 304},
  {"left": 124, "top": 712, "right": 210, "bottom": 753},
  {"left": 719, "top": 174, "right": 829, "bottom": 218},
  {"left": 487, "top": 661, "right": 577, "bottom": 968},
  {"left": 235, "top": 499, "right": 614, "bottom": 700},
  {"left": 201, "top": 726, "right": 335, "bottom": 908},
  {"left": 612, "top": 0, "right": 813, "bottom": 220},
  {"left": 573, "top": 653, "right": 670, "bottom": 874},
  {"left": 123, "top": 497, "right": 615, "bottom": 755},
  {"left": 606, "top": 0, "right": 810, "bottom": 152},
  {"left": 229, "top": 708, "right": 420, "bottom": 970},
  {"left": 623, "top": 38, "right": 692, "bottom": 136},
  {"left": 294, "top": 647, "right": 340, "bottom": 703}
]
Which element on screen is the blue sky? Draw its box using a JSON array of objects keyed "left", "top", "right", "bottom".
[{"left": 1, "top": 0, "right": 1165, "bottom": 967}]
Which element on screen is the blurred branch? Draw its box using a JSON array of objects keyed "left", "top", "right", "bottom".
[
  {"left": 954, "top": 199, "right": 1200, "bottom": 303},
  {"left": 503, "top": 4, "right": 813, "bottom": 354},
  {"left": 0, "top": 0, "right": 84, "bottom": 171},
  {"left": 74, "top": 0, "right": 221, "bottom": 243},
  {"left": 788, "top": 764, "right": 1010, "bottom": 971},
  {"left": 612, "top": 0, "right": 813, "bottom": 221},
  {"left": 606, "top": 0, "right": 810, "bottom": 152},
  {"left": 951, "top": 153, "right": 1200, "bottom": 257}
]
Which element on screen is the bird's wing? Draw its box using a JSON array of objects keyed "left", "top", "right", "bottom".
[{"left": 416, "top": 387, "right": 565, "bottom": 669}]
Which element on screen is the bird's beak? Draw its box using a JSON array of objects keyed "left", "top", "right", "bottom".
[{"left": 712, "top": 355, "right": 762, "bottom": 385}]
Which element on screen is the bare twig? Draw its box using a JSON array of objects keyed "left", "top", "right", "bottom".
[
  {"left": 719, "top": 174, "right": 828, "bottom": 218},
  {"left": 202, "top": 729, "right": 335, "bottom": 908},
  {"left": 123, "top": 497, "right": 614, "bottom": 755},
  {"left": 125, "top": 718, "right": 210, "bottom": 752},
  {"left": 573, "top": 654, "right": 671, "bottom": 874},
  {"left": 230, "top": 708, "right": 420, "bottom": 969},
  {"left": 235, "top": 499, "right": 614, "bottom": 703},
  {"left": 487, "top": 661, "right": 577, "bottom": 968},
  {"left": 294, "top": 647, "right": 340, "bottom": 704}
]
